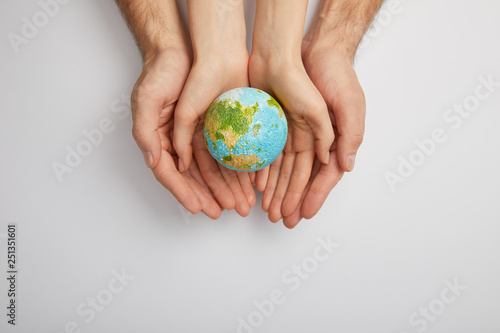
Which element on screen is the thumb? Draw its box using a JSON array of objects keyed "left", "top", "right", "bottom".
[
  {"left": 333, "top": 92, "right": 366, "bottom": 172},
  {"left": 131, "top": 90, "right": 163, "bottom": 169},
  {"left": 173, "top": 96, "right": 199, "bottom": 173},
  {"left": 337, "top": 132, "right": 364, "bottom": 172},
  {"left": 303, "top": 99, "right": 335, "bottom": 165}
]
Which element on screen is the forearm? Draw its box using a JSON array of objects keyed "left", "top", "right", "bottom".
[
  {"left": 186, "top": 0, "right": 247, "bottom": 59},
  {"left": 115, "top": 0, "right": 189, "bottom": 61},
  {"left": 252, "top": 0, "right": 308, "bottom": 60},
  {"left": 304, "top": 0, "right": 384, "bottom": 59}
]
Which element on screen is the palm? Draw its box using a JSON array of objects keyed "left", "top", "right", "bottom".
[
  {"left": 278, "top": 47, "right": 367, "bottom": 228},
  {"left": 132, "top": 49, "right": 223, "bottom": 218},
  {"left": 303, "top": 49, "right": 366, "bottom": 170},
  {"left": 249, "top": 55, "right": 332, "bottom": 224},
  {"left": 173, "top": 53, "right": 256, "bottom": 216}
]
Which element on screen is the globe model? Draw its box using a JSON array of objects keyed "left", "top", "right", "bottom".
[{"left": 203, "top": 87, "right": 288, "bottom": 172}]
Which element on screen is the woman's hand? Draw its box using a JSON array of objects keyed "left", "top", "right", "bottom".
[
  {"left": 172, "top": 0, "right": 255, "bottom": 216},
  {"left": 249, "top": 0, "right": 334, "bottom": 226}
]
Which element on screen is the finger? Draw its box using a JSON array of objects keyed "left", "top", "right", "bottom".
[
  {"left": 281, "top": 150, "right": 314, "bottom": 217},
  {"left": 219, "top": 165, "right": 251, "bottom": 217},
  {"left": 188, "top": 152, "right": 223, "bottom": 210},
  {"left": 131, "top": 87, "right": 164, "bottom": 169},
  {"left": 282, "top": 208, "right": 303, "bottom": 229},
  {"left": 152, "top": 151, "right": 202, "bottom": 215},
  {"left": 193, "top": 136, "right": 236, "bottom": 211},
  {"left": 301, "top": 152, "right": 344, "bottom": 220},
  {"left": 303, "top": 103, "right": 335, "bottom": 165},
  {"left": 255, "top": 166, "right": 270, "bottom": 192},
  {"left": 185, "top": 162, "right": 222, "bottom": 220},
  {"left": 237, "top": 172, "right": 256, "bottom": 208},
  {"left": 282, "top": 182, "right": 308, "bottom": 229},
  {"left": 173, "top": 96, "right": 199, "bottom": 173},
  {"left": 262, "top": 154, "right": 282, "bottom": 212},
  {"left": 333, "top": 91, "right": 366, "bottom": 172},
  {"left": 249, "top": 171, "right": 256, "bottom": 186},
  {"left": 268, "top": 152, "right": 295, "bottom": 223}
]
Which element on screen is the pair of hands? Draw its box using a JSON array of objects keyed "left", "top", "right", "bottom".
[{"left": 130, "top": 7, "right": 365, "bottom": 228}]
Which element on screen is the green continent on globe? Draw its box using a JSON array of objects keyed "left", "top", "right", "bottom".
[
  {"left": 266, "top": 97, "right": 284, "bottom": 117},
  {"left": 221, "top": 154, "right": 265, "bottom": 171},
  {"left": 205, "top": 99, "right": 260, "bottom": 151},
  {"left": 253, "top": 122, "right": 261, "bottom": 136}
]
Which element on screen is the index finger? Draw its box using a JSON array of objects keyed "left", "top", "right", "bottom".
[
  {"left": 152, "top": 151, "right": 202, "bottom": 215},
  {"left": 301, "top": 151, "right": 344, "bottom": 220}
]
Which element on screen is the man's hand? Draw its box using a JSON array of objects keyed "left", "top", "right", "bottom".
[
  {"left": 132, "top": 45, "right": 227, "bottom": 217},
  {"left": 250, "top": 0, "right": 334, "bottom": 225},
  {"left": 116, "top": 0, "right": 253, "bottom": 218},
  {"left": 280, "top": 0, "right": 384, "bottom": 227}
]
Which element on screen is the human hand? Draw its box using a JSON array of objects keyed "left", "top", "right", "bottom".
[
  {"left": 249, "top": 0, "right": 334, "bottom": 225},
  {"left": 260, "top": 47, "right": 365, "bottom": 228},
  {"left": 173, "top": 0, "right": 255, "bottom": 216},
  {"left": 302, "top": 43, "right": 366, "bottom": 174},
  {"left": 116, "top": 0, "right": 245, "bottom": 218},
  {"left": 278, "top": 50, "right": 359, "bottom": 228},
  {"left": 249, "top": 55, "right": 333, "bottom": 224},
  {"left": 131, "top": 48, "right": 223, "bottom": 219},
  {"left": 279, "top": 0, "right": 373, "bottom": 227}
]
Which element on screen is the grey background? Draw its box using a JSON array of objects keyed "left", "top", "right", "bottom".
[{"left": 1, "top": 0, "right": 499, "bottom": 332}]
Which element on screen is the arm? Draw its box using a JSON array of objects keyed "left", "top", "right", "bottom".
[
  {"left": 115, "top": 0, "right": 190, "bottom": 63},
  {"left": 304, "top": 0, "right": 384, "bottom": 60},
  {"left": 283, "top": 0, "right": 383, "bottom": 227}
]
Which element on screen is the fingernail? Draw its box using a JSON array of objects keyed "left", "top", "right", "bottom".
[
  {"left": 143, "top": 152, "right": 153, "bottom": 168},
  {"left": 346, "top": 154, "right": 356, "bottom": 171},
  {"left": 178, "top": 159, "right": 185, "bottom": 172}
]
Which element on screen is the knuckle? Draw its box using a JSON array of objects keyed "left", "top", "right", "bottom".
[
  {"left": 132, "top": 84, "right": 152, "bottom": 103},
  {"left": 343, "top": 89, "right": 366, "bottom": 111},
  {"left": 177, "top": 107, "right": 195, "bottom": 122},
  {"left": 134, "top": 74, "right": 161, "bottom": 96},
  {"left": 348, "top": 133, "right": 364, "bottom": 148},
  {"left": 176, "top": 99, "right": 200, "bottom": 123},
  {"left": 325, "top": 127, "right": 335, "bottom": 142},
  {"left": 304, "top": 100, "right": 329, "bottom": 121},
  {"left": 291, "top": 168, "right": 310, "bottom": 185},
  {"left": 131, "top": 125, "right": 145, "bottom": 144}
]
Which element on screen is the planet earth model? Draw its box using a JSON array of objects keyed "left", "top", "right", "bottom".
[{"left": 203, "top": 87, "right": 288, "bottom": 172}]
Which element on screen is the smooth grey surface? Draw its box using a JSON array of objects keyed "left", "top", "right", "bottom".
[{"left": 1, "top": 0, "right": 499, "bottom": 332}]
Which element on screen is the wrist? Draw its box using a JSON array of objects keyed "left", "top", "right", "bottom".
[
  {"left": 303, "top": 22, "right": 359, "bottom": 62},
  {"left": 251, "top": 44, "right": 302, "bottom": 65},
  {"left": 251, "top": 0, "right": 307, "bottom": 61},
  {"left": 191, "top": 38, "right": 248, "bottom": 62},
  {"left": 251, "top": 28, "right": 303, "bottom": 60},
  {"left": 142, "top": 39, "right": 192, "bottom": 68},
  {"left": 304, "top": 0, "right": 383, "bottom": 61},
  {"left": 187, "top": 0, "right": 247, "bottom": 60},
  {"left": 302, "top": 36, "right": 355, "bottom": 68},
  {"left": 190, "top": 17, "right": 247, "bottom": 58}
]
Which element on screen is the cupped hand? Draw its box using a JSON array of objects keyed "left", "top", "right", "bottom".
[
  {"left": 302, "top": 42, "right": 366, "bottom": 173},
  {"left": 248, "top": 54, "right": 334, "bottom": 224},
  {"left": 173, "top": 52, "right": 256, "bottom": 217},
  {"left": 278, "top": 41, "right": 367, "bottom": 228},
  {"left": 131, "top": 48, "right": 224, "bottom": 219}
]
